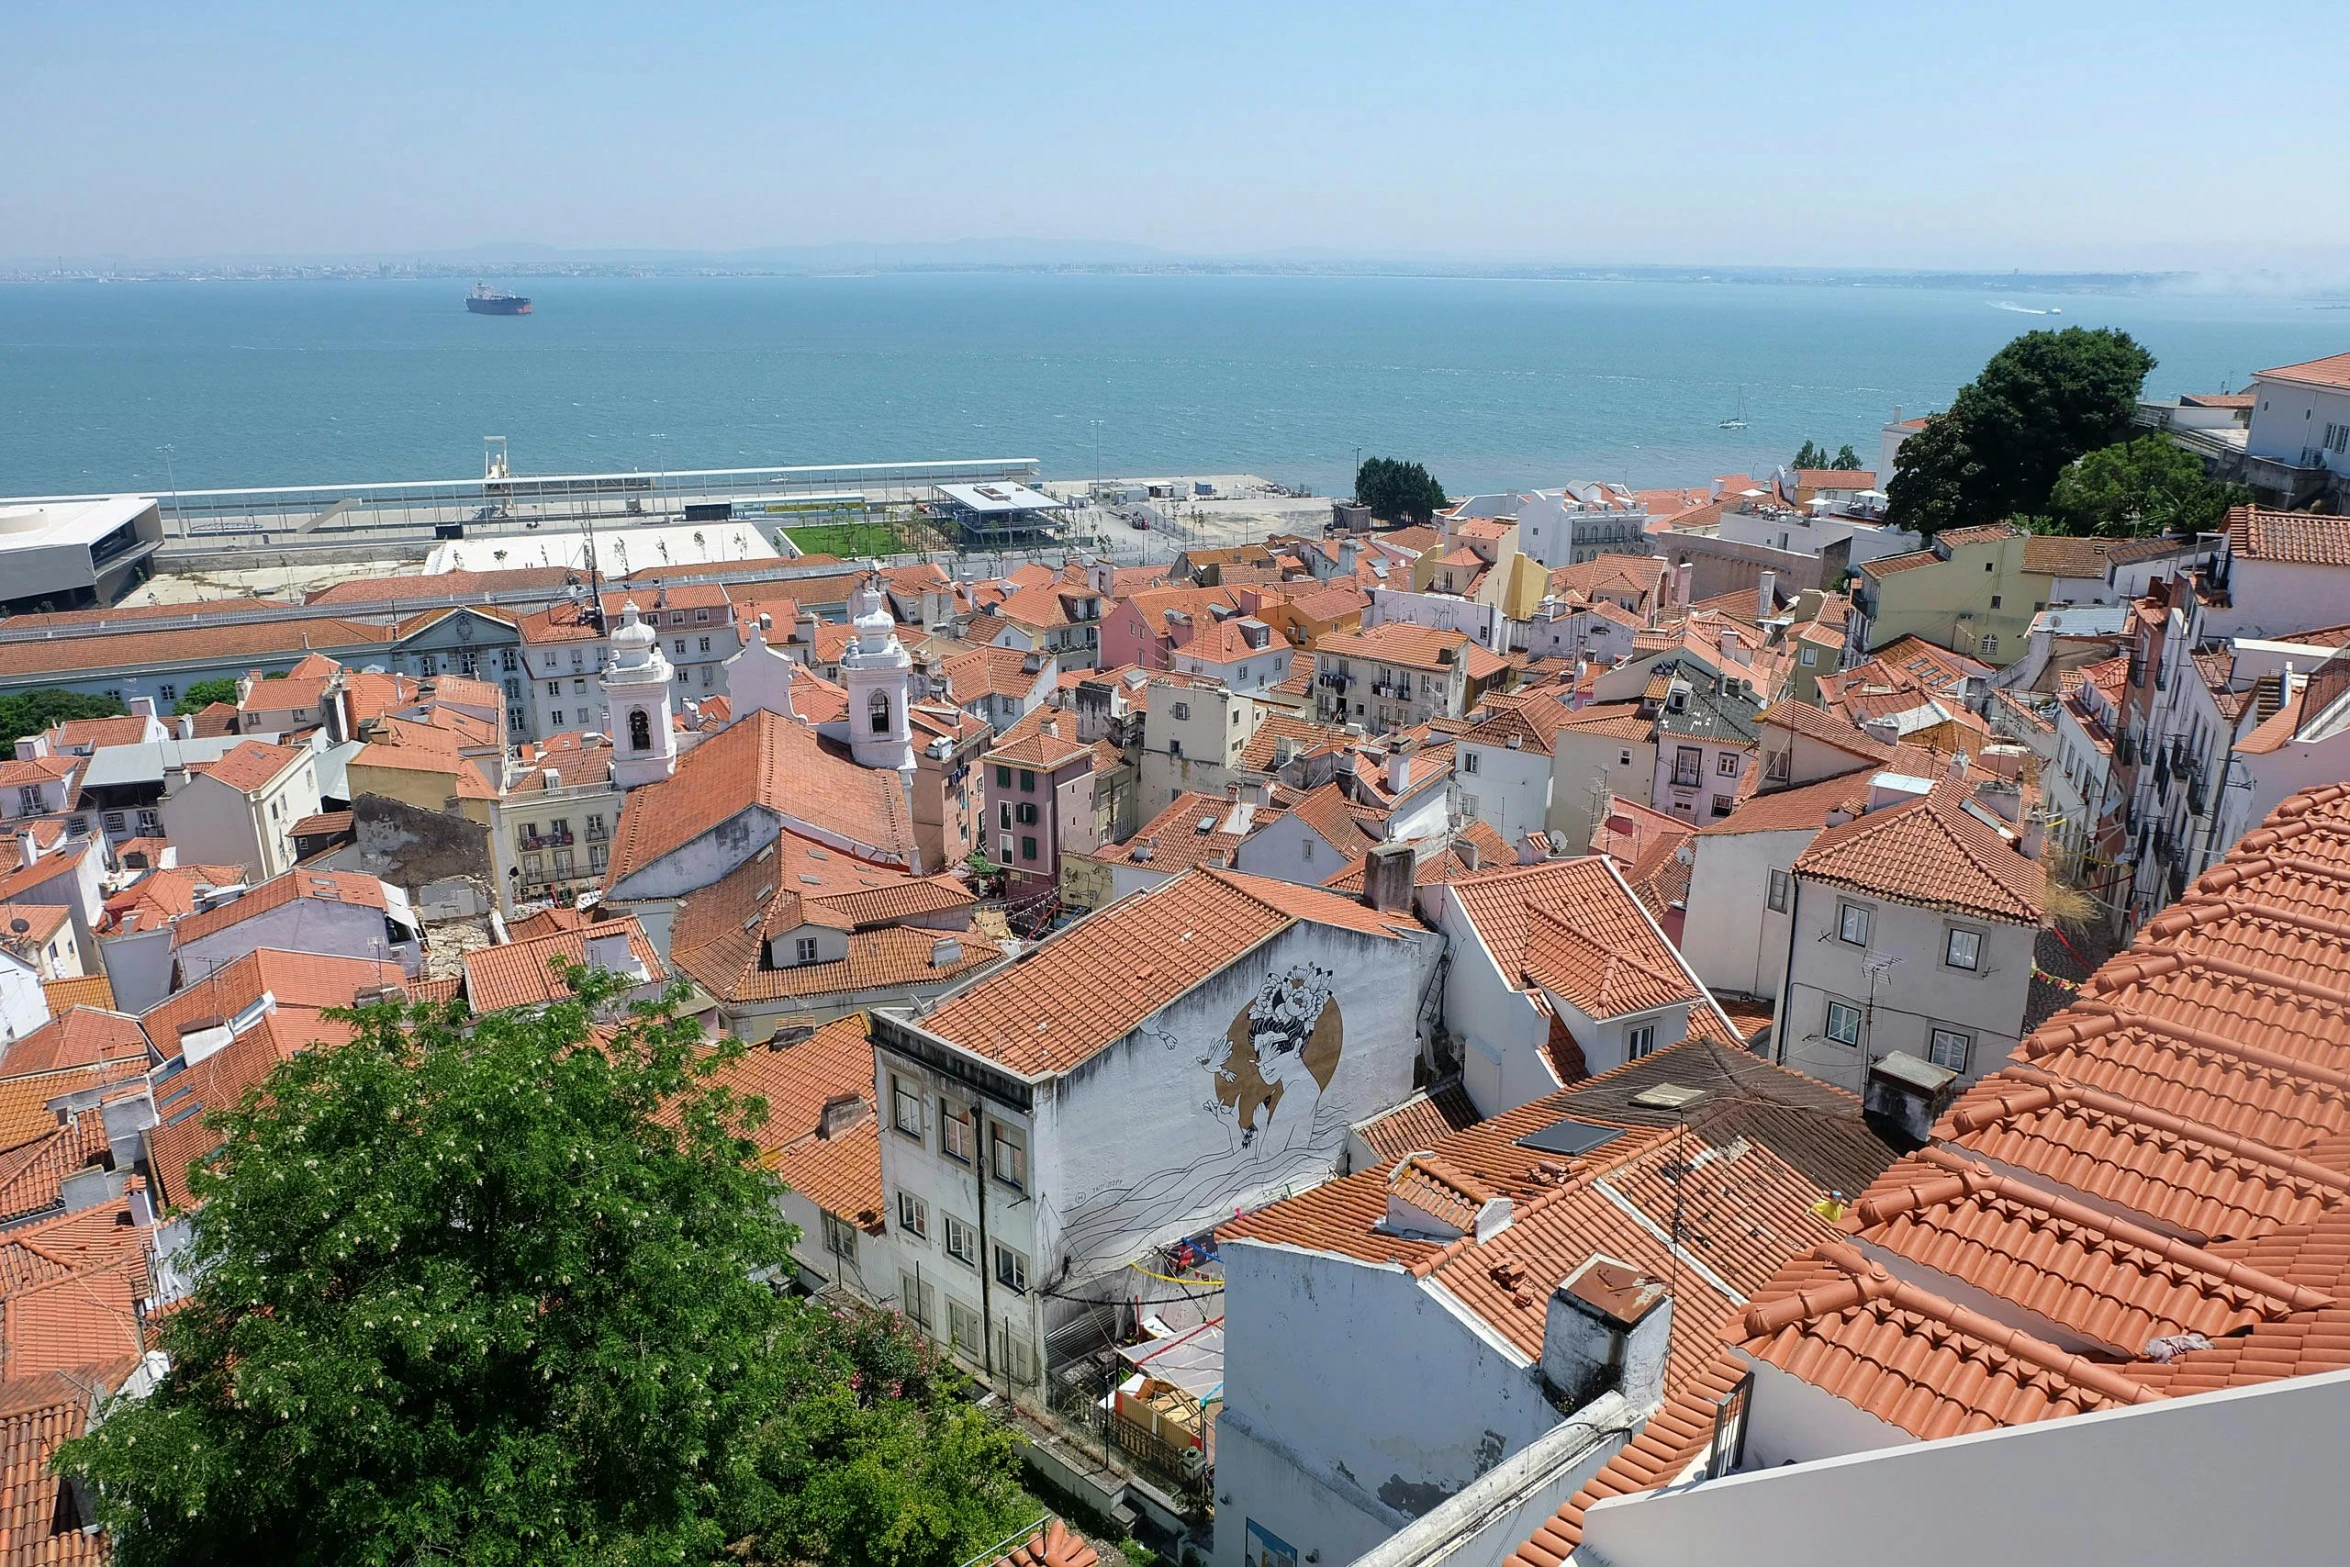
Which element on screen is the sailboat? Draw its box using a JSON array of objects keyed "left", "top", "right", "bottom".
[{"left": 1719, "top": 387, "right": 1748, "bottom": 430}]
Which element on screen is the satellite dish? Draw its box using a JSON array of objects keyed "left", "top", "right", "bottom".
[{"left": 7, "top": 919, "right": 27, "bottom": 937}]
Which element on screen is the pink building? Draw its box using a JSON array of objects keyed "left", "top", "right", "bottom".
[{"left": 981, "top": 710, "right": 1100, "bottom": 900}]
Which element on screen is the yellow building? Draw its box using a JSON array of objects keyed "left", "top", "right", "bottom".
[{"left": 1850, "top": 524, "right": 2053, "bottom": 667}]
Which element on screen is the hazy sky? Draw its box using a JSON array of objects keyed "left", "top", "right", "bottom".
[{"left": 9, "top": 1, "right": 2347, "bottom": 271}]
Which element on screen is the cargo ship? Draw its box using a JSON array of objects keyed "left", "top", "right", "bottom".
[{"left": 466, "top": 283, "right": 532, "bottom": 316}]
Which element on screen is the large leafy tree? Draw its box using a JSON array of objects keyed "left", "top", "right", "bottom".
[
  {"left": 59, "top": 974, "right": 1026, "bottom": 1567},
  {"left": 1355, "top": 456, "right": 1448, "bottom": 526},
  {"left": 0, "top": 688, "right": 124, "bottom": 748},
  {"left": 172, "top": 677, "right": 240, "bottom": 715},
  {"left": 2047, "top": 434, "right": 2248, "bottom": 538},
  {"left": 1887, "top": 326, "right": 2156, "bottom": 535},
  {"left": 1790, "top": 442, "right": 1866, "bottom": 472}
]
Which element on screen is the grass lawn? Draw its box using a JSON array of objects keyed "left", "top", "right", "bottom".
[{"left": 781, "top": 520, "right": 904, "bottom": 558}]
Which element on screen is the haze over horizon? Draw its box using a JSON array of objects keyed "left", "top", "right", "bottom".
[{"left": 9, "top": 1, "right": 2348, "bottom": 280}]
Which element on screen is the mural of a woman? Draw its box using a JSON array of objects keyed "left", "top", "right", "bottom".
[{"left": 1204, "top": 963, "right": 1342, "bottom": 1149}]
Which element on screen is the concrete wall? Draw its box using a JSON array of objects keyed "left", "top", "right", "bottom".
[
  {"left": 1548, "top": 733, "right": 1657, "bottom": 847},
  {"left": 1456, "top": 741, "right": 1551, "bottom": 843},
  {"left": 1214, "top": 1240, "right": 1569, "bottom": 1567},
  {"left": 606, "top": 806, "right": 782, "bottom": 901},
  {"left": 1581, "top": 1364, "right": 2350, "bottom": 1567},
  {"left": 1440, "top": 914, "right": 1560, "bottom": 1117},
  {"left": 2205, "top": 558, "right": 2350, "bottom": 644},
  {"left": 1778, "top": 887, "right": 2033, "bottom": 1091},
  {"left": 2248, "top": 376, "right": 2350, "bottom": 476},
  {"left": 176, "top": 895, "right": 422, "bottom": 981},
  {"left": 1678, "top": 826, "right": 1810, "bottom": 1003},
  {"left": 1367, "top": 589, "right": 1505, "bottom": 652}
]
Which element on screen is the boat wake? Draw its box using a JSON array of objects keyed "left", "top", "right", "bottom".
[{"left": 1992, "top": 301, "right": 2051, "bottom": 315}]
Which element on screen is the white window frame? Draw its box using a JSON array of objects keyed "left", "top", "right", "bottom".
[
  {"left": 1838, "top": 902, "right": 1871, "bottom": 947},
  {"left": 1825, "top": 1000, "right": 1863, "bottom": 1046},
  {"left": 1927, "top": 1026, "right": 1972, "bottom": 1073},
  {"left": 993, "top": 1242, "right": 1029, "bottom": 1294},
  {"left": 891, "top": 1077, "right": 924, "bottom": 1141},
  {"left": 1945, "top": 927, "right": 1983, "bottom": 971},
  {"left": 942, "top": 1103, "right": 974, "bottom": 1164},
  {"left": 822, "top": 1212, "right": 859, "bottom": 1262},
  {"left": 944, "top": 1214, "right": 977, "bottom": 1266},
  {"left": 1767, "top": 868, "right": 1790, "bottom": 912},
  {"left": 1628, "top": 1022, "right": 1657, "bottom": 1059},
  {"left": 989, "top": 1122, "right": 1027, "bottom": 1189},
  {"left": 896, "top": 1190, "right": 929, "bottom": 1239}
]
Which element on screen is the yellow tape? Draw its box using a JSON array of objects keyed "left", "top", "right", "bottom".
[{"left": 1125, "top": 1263, "right": 1225, "bottom": 1289}]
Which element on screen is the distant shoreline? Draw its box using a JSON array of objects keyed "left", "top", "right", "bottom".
[{"left": 5, "top": 263, "right": 2326, "bottom": 299}]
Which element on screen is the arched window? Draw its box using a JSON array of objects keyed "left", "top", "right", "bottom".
[
  {"left": 868, "top": 690, "right": 892, "bottom": 735},
  {"left": 628, "top": 708, "right": 652, "bottom": 752}
]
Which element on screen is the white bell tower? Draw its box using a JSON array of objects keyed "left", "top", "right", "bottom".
[
  {"left": 840, "top": 565, "right": 915, "bottom": 773},
  {"left": 600, "top": 600, "right": 677, "bottom": 788}
]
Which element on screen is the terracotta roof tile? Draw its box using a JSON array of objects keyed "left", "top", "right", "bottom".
[
  {"left": 186, "top": 739, "right": 308, "bottom": 794},
  {"left": 1792, "top": 780, "right": 2043, "bottom": 923},
  {"left": 767, "top": 1116, "right": 884, "bottom": 1234},
  {"left": 462, "top": 917, "right": 666, "bottom": 1013},
  {"left": 1352, "top": 1081, "right": 1484, "bottom": 1164},
  {"left": 0, "top": 1361, "right": 134, "bottom": 1566},
  {"left": 606, "top": 710, "right": 918, "bottom": 885},
  {"left": 991, "top": 1520, "right": 1100, "bottom": 1567},
  {"left": 2226, "top": 505, "right": 2350, "bottom": 568},
  {"left": 916, "top": 867, "right": 1415, "bottom": 1078},
  {"left": 168, "top": 868, "right": 389, "bottom": 949},
  {"left": 2255, "top": 351, "right": 2350, "bottom": 393},
  {"left": 0, "top": 1012, "right": 148, "bottom": 1081}
]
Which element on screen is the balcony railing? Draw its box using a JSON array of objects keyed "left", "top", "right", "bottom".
[{"left": 517, "top": 830, "right": 574, "bottom": 851}]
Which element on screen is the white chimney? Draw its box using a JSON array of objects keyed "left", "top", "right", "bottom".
[
  {"left": 1386, "top": 750, "right": 1413, "bottom": 794},
  {"left": 1757, "top": 570, "right": 1778, "bottom": 622},
  {"left": 1541, "top": 1254, "right": 1674, "bottom": 1410},
  {"left": 930, "top": 935, "right": 964, "bottom": 969},
  {"left": 15, "top": 830, "right": 36, "bottom": 870},
  {"left": 129, "top": 695, "right": 158, "bottom": 720}
]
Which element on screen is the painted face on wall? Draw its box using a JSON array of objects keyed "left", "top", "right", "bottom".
[{"left": 1205, "top": 962, "right": 1341, "bottom": 1148}]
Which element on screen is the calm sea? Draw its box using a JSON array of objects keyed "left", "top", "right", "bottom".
[{"left": 0, "top": 273, "right": 2335, "bottom": 499}]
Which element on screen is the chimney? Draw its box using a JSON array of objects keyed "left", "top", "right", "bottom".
[
  {"left": 15, "top": 830, "right": 36, "bottom": 870},
  {"left": 1457, "top": 835, "right": 1480, "bottom": 872},
  {"left": 583, "top": 926, "right": 644, "bottom": 979},
  {"left": 1364, "top": 841, "right": 1416, "bottom": 913},
  {"left": 1386, "top": 749, "right": 1413, "bottom": 795},
  {"left": 175, "top": 714, "right": 195, "bottom": 740},
  {"left": 1864, "top": 1051, "right": 1960, "bottom": 1148},
  {"left": 13, "top": 735, "right": 45, "bottom": 762},
  {"left": 58, "top": 1165, "right": 114, "bottom": 1216},
  {"left": 819, "top": 1093, "right": 870, "bottom": 1139},
  {"left": 1756, "top": 569, "right": 1777, "bottom": 622},
  {"left": 1540, "top": 1254, "right": 1673, "bottom": 1411},
  {"left": 127, "top": 694, "right": 157, "bottom": 720},
  {"left": 930, "top": 935, "right": 964, "bottom": 969},
  {"left": 1673, "top": 561, "right": 1694, "bottom": 610}
]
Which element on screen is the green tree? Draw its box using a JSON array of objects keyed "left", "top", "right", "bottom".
[
  {"left": 1790, "top": 442, "right": 1864, "bottom": 472},
  {"left": 0, "top": 688, "right": 124, "bottom": 748},
  {"left": 1355, "top": 456, "right": 1448, "bottom": 526},
  {"left": 173, "top": 677, "right": 240, "bottom": 715},
  {"left": 2047, "top": 435, "right": 2248, "bottom": 538},
  {"left": 58, "top": 973, "right": 1026, "bottom": 1567},
  {"left": 1886, "top": 327, "right": 2156, "bottom": 535}
]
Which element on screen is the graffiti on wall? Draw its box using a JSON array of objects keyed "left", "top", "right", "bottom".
[{"left": 1205, "top": 962, "right": 1341, "bottom": 1149}]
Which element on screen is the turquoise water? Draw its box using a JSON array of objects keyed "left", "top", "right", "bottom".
[{"left": 0, "top": 273, "right": 2335, "bottom": 498}]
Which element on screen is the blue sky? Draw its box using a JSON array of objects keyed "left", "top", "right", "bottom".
[{"left": 8, "top": 1, "right": 2346, "bottom": 272}]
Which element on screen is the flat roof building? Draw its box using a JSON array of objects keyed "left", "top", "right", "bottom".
[{"left": 0, "top": 496, "right": 165, "bottom": 614}]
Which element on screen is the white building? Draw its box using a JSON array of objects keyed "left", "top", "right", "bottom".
[
  {"left": 0, "top": 495, "right": 165, "bottom": 615},
  {"left": 1435, "top": 856, "right": 1734, "bottom": 1116},
  {"left": 1774, "top": 780, "right": 2043, "bottom": 1091},
  {"left": 598, "top": 602, "right": 679, "bottom": 790},
  {"left": 2245, "top": 350, "right": 2350, "bottom": 482},
  {"left": 169, "top": 868, "right": 423, "bottom": 983},
  {"left": 1454, "top": 698, "right": 1573, "bottom": 843},
  {"left": 1500, "top": 485, "right": 1653, "bottom": 569},
  {"left": 155, "top": 740, "right": 321, "bottom": 883},
  {"left": 867, "top": 867, "right": 1441, "bottom": 1401},
  {"left": 1171, "top": 616, "right": 1295, "bottom": 694}
]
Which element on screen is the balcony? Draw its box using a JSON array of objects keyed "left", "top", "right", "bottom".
[{"left": 517, "top": 829, "right": 574, "bottom": 851}]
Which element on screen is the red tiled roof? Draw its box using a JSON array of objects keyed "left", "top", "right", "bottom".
[
  {"left": 168, "top": 868, "right": 389, "bottom": 949},
  {"left": 190, "top": 739, "right": 308, "bottom": 794},
  {"left": 0, "top": 1361, "right": 136, "bottom": 1566},
  {"left": 917, "top": 867, "right": 1417, "bottom": 1079},
  {"left": 1792, "top": 780, "right": 2043, "bottom": 923},
  {"left": 462, "top": 917, "right": 667, "bottom": 1013},
  {"left": 2226, "top": 505, "right": 2350, "bottom": 568},
  {"left": 2255, "top": 351, "right": 2350, "bottom": 392},
  {"left": 990, "top": 1520, "right": 1100, "bottom": 1567},
  {"left": 0, "top": 1011, "right": 147, "bottom": 1080},
  {"left": 37, "top": 976, "right": 113, "bottom": 1017},
  {"left": 1754, "top": 698, "right": 1897, "bottom": 762},
  {"left": 1446, "top": 858, "right": 1697, "bottom": 1009},
  {"left": 767, "top": 1116, "right": 884, "bottom": 1234},
  {"left": 1314, "top": 622, "right": 1475, "bottom": 673},
  {"left": 605, "top": 710, "right": 918, "bottom": 885},
  {"left": 1352, "top": 1081, "right": 1484, "bottom": 1164}
]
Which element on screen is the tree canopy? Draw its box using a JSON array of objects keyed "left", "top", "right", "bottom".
[
  {"left": 173, "top": 677, "right": 240, "bottom": 715},
  {"left": 59, "top": 974, "right": 1027, "bottom": 1567},
  {"left": 1885, "top": 327, "right": 2156, "bottom": 536},
  {"left": 1355, "top": 456, "right": 1448, "bottom": 526},
  {"left": 0, "top": 687, "right": 125, "bottom": 748},
  {"left": 2046, "top": 434, "right": 2248, "bottom": 538},
  {"left": 1790, "top": 441, "right": 1864, "bottom": 472}
]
